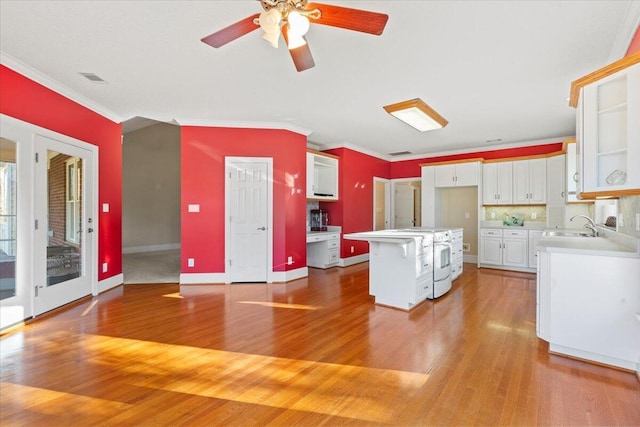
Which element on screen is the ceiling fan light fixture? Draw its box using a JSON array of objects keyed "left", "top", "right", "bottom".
[
  {"left": 383, "top": 98, "right": 448, "bottom": 132},
  {"left": 285, "top": 26, "right": 307, "bottom": 49},
  {"left": 287, "top": 11, "right": 310, "bottom": 36},
  {"left": 259, "top": 8, "right": 282, "bottom": 33},
  {"left": 262, "top": 30, "right": 280, "bottom": 48}
]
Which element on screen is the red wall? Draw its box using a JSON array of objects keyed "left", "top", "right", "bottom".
[
  {"left": 181, "top": 126, "right": 307, "bottom": 274},
  {"left": 626, "top": 25, "right": 640, "bottom": 56},
  {"left": 389, "top": 143, "right": 564, "bottom": 179},
  {"left": 0, "top": 65, "right": 122, "bottom": 281},
  {"left": 321, "top": 147, "right": 390, "bottom": 259}
]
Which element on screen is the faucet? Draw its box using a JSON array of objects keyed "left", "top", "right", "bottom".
[{"left": 570, "top": 214, "right": 599, "bottom": 237}]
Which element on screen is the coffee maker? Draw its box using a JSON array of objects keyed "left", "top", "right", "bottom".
[{"left": 310, "top": 209, "right": 329, "bottom": 231}]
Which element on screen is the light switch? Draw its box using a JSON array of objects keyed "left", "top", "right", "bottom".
[
  {"left": 102, "top": 203, "right": 109, "bottom": 213},
  {"left": 188, "top": 204, "right": 200, "bottom": 213},
  {"left": 187, "top": 258, "right": 195, "bottom": 267}
]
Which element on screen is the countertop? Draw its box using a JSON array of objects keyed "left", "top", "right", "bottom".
[
  {"left": 536, "top": 227, "right": 640, "bottom": 258},
  {"left": 480, "top": 221, "right": 546, "bottom": 230}
]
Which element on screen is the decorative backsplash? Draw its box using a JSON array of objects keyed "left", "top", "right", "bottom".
[
  {"left": 618, "top": 195, "right": 640, "bottom": 238},
  {"left": 484, "top": 205, "right": 547, "bottom": 223}
]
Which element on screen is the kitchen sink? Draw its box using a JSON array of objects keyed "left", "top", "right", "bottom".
[{"left": 544, "top": 231, "right": 593, "bottom": 238}]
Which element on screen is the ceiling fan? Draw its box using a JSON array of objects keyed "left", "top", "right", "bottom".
[{"left": 201, "top": 0, "right": 389, "bottom": 72}]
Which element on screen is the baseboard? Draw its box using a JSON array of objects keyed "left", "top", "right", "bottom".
[
  {"left": 463, "top": 254, "right": 478, "bottom": 263},
  {"left": 180, "top": 272, "right": 227, "bottom": 285},
  {"left": 123, "top": 243, "right": 181, "bottom": 254},
  {"left": 269, "top": 267, "right": 308, "bottom": 283},
  {"left": 98, "top": 273, "right": 123, "bottom": 294},
  {"left": 339, "top": 253, "right": 369, "bottom": 267}
]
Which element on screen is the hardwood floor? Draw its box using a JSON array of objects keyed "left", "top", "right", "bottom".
[{"left": 1, "top": 263, "right": 639, "bottom": 426}]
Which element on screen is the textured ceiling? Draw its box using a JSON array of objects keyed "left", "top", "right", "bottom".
[{"left": 1, "top": 1, "right": 638, "bottom": 159}]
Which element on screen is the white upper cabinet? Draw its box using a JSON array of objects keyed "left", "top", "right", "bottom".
[
  {"left": 482, "top": 161, "right": 512, "bottom": 205},
  {"left": 571, "top": 56, "right": 640, "bottom": 198},
  {"left": 565, "top": 142, "right": 579, "bottom": 202},
  {"left": 546, "top": 155, "right": 565, "bottom": 206},
  {"left": 434, "top": 161, "right": 479, "bottom": 187},
  {"left": 580, "top": 62, "right": 640, "bottom": 195},
  {"left": 513, "top": 158, "right": 546, "bottom": 204},
  {"left": 307, "top": 151, "right": 339, "bottom": 201}
]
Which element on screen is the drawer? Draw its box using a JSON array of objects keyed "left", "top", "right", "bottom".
[
  {"left": 503, "top": 229, "right": 527, "bottom": 238},
  {"left": 481, "top": 228, "right": 503, "bottom": 237},
  {"left": 307, "top": 235, "right": 324, "bottom": 243},
  {"left": 328, "top": 248, "right": 339, "bottom": 263},
  {"left": 327, "top": 239, "right": 339, "bottom": 249}
]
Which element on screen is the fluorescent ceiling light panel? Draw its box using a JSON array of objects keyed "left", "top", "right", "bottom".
[{"left": 383, "top": 98, "right": 448, "bottom": 132}]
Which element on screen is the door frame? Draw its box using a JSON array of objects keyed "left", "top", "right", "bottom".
[
  {"left": 224, "top": 157, "right": 273, "bottom": 283},
  {"left": 373, "top": 177, "right": 390, "bottom": 230},
  {"left": 0, "top": 114, "right": 98, "bottom": 328},
  {"left": 390, "top": 177, "right": 421, "bottom": 228}
]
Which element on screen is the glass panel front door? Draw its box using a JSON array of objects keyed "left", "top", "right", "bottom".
[
  {"left": 34, "top": 135, "right": 94, "bottom": 316},
  {"left": 0, "top": 138, "right": 17, "bottom": 301}
]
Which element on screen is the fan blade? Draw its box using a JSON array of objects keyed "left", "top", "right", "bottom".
[
  {"left": 306, "top": 3, "right": 388, "bottom": 35},
  {"left": 201, "top": 13, "right": 261, "bottom": 48},
  {"left": 282, "top": 26, "right": 315, "bottom": 72}
]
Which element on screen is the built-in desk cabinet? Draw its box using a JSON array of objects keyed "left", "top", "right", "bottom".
[
  {"left": 307, "top": 151, "right": 339, "bottom": 201},
  {"left": 307, "top": 232, "right": 340, "bottom": 268}
]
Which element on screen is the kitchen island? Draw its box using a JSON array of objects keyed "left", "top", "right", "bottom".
[{"left": 343, "top": 229, "right": 435, "bottom": 311}]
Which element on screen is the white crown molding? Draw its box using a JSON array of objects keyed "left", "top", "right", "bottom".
[
  {"left": 1, "top": 52, "right": 123, "bottom": 124},
  {"left": 173, "top": 118, "right": 314, "bottom": 136},
  {"left": 319, "top": 136, "right": 571, "bottom": 163},
  {"left": 608, "top": 1, "right": 640, "bottom": 63}
]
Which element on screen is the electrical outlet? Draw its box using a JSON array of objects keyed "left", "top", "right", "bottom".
[
  {"left": 531, "top": 212, "right": 537, "bottom": 220},
  {"left": 102, "top": 262, "right": 108, "bottom": 273},
  {"left": 463, "top": 243, "right": 470, "bottom": 252},
  {"left": 464, "top": 212, "right": 470, "bottom": 219},
  {"left": 287, "top": 256, "right": 293, "bottom": 265},
  {"left": 636, "top": 213, "right": 640, "bottom": 231},
  {"left": 350, "top": 246, "right": 355, "bottom": 253},
  {"left": 188, "top": 258, "right": 195, "bottom": 268},
  {"left": 490, "top": 212, "right": 496, "bottom": 219}
]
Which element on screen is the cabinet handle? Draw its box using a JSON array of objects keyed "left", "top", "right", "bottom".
[{"left": 573, "top": 172, "right": 578, "bottom": 183}]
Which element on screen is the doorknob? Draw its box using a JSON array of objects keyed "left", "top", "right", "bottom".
[{"left": 257, "top": 226, "right": 266, "bottom": 231}]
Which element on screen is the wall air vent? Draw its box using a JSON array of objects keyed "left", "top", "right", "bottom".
[
  {"left": 79, "top": 72, "right": 107, "bottom": 84},
  {"left": 389, "top": 151, "right": 412, "bottom": 156}
]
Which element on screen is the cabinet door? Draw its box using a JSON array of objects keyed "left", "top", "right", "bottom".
[
  {"left": 306, "top": 152, "right": 315, "bottom": 197},
  {"left": 497, "top": 162, "right": 513, "bottom": 204},
  {"left": 528, "top": 158, "right": 546, "bottom": 204},
  {"left": 482, "top": 163, "right": 499, "bottom": 204},
  {"left": 455, "top": 162, "right": 479, "bottom": 186},
  {"left": 512, "top": 160, "right": 530, "bottom": 204},
  {"left": 503, "top": 237, "right": 527, "bottom": 267},
  {"left": 582, "top": 63, "right": 640, "bottom": 193},
  {"left": 565, "top": 143, "right": 579, "bottom": 202},
  {"left": 528, "top": 230, "right": 543, "bottom": 268},
  {"left": 434, "top": 164, "right": 456, "bottom": 187},
  {"left": 546, "top": 155, "right": 565, "bottom": 205},
  {"left": 480, "top": 236, "right": 502, "bottom": 265}
]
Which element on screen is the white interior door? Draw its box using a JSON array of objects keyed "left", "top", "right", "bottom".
[
  {"left": 227, "top": 159, "right": 270, "bottom": 283},
  {"left": 34, "top": 135, "right": 95, "bottom": 316},
  {"left": 394, "top": 184, "right": 415, "bottom": 228}
]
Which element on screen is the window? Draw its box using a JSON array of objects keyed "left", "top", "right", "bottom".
[{"left": 65, "top": 158, "right": 81, "bottom": 244}]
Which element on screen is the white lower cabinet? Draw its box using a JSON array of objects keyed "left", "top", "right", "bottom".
[
  {"left": 480, "top": 228, "right": 531, "bottom": 271},
  {"left": 307, "top": 232, "right": 340, "bottom": 268},
  {"left": 537, "top": 250, "right": 640, "bottom": 371},
  {"left": 450, "top": 228, "right": 463, "bottom": 280}
]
